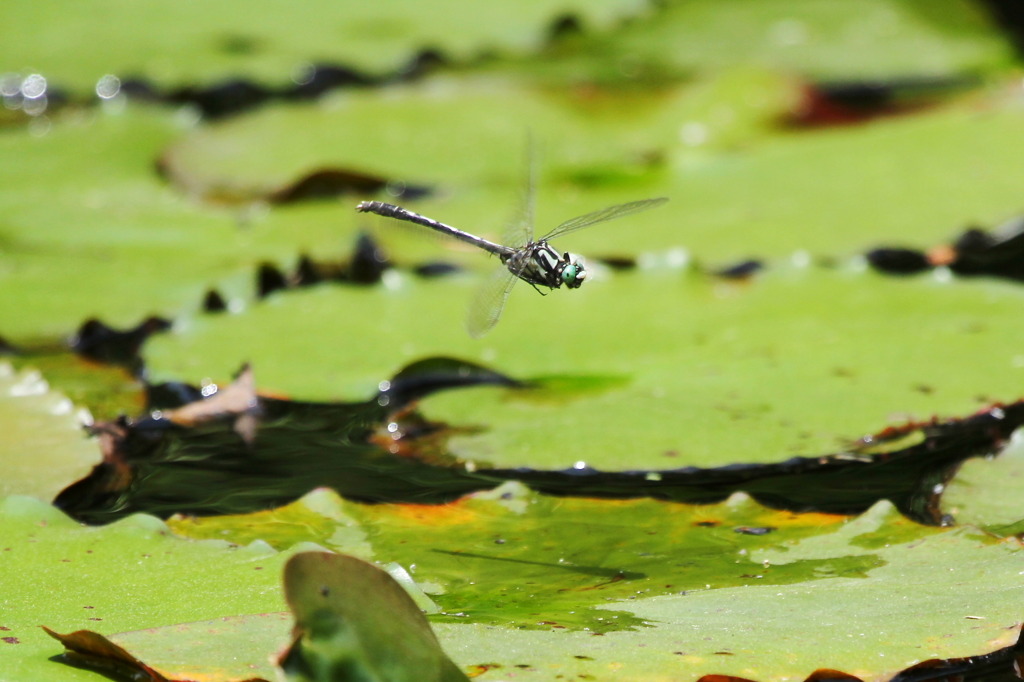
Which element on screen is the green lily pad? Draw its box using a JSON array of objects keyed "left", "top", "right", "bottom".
[
  {"left": 566, "top": 0, "right": 1013, "bottom": 82},
  {"left": 144, "top": 267, "right": 1024, "bottom": 471},
  {"left": 338, "top": 486, "right": 877, "bottom": 631},
  {"left": 44, "top": 613, "right": 292, "bottom": 682},
  {"left": 167, "top": 486, "right": 911, "bottom": 632},
  {"left": 7, "top": 71, "right": 1024, "bottom": 345},
  {"left": 1, "top": 0, "right": 650, "bottom": 92},
  {"left": 3, "top": 5, "right": 1024, "bottom": 681},
  {"left": 167, "top": 487, "right": 1024, "bottom": 680},
  {"left": 168, "top": 488, "right": 375, "bottom": 559},
  {"left": 942, "top": 433, "right": 1024, "bottom": 533},
  {"left": 430, "top": 523, "right": 1024, "bottom": 680},
  {"left": 427, "top": 514, "right": 1024, "bottom": 680},
  {"left": 0, "top": 496, "right": 293, "bottom": 682},
  {"left": 2, "top": 0, "right": 1010, "bottom": 93},
  {"left": 5, "top": 352, "right": 145, "bottom": 420},
  {"left": 158, "top": 76, "right": 1024, "bottom": 265},
  {"left": 0, "top": 364, "right": 98, "bottom": 501},
  {"left": 0, "top": 104, "right": 349, "bottom": 342},
  {"left": 279, "top": 551, "right": 468, "bottom": 682}
]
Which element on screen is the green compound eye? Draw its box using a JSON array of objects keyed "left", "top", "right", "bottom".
[{"left": 561, "top": 264, "right": 578, "bottom": 285}]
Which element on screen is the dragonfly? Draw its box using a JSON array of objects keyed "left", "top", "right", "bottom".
[{"left": 357, "top": 183, "right": 666, "bottom": 337}]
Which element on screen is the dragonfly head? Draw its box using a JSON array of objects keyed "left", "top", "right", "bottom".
[{"left": 559, "top": 253, "right": 587, "bottom": 289}]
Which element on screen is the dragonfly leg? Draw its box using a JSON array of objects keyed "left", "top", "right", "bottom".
[{"left": 527, "top": 282, "right": 548, "bottom": 296}]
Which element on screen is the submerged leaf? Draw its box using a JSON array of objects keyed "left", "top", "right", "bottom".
[{"left": 425, "top": 524, "right": 1024, "bottom": 681}]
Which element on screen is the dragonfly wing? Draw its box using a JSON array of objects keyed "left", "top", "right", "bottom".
[
  {"left": 499, "top": 136, "right": 538, "bottom": 248},
  {"left": 540, "top": 197, "right": 668, "bottom": 241},
  {"left": 466, "top": 265, "right": 519, "bottom": 338}
]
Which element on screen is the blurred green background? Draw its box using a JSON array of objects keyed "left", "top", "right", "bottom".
[{"left": 5, "top": 2, "right": 1024, "bottom": 680}]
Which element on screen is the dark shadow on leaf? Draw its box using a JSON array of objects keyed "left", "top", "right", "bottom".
[
  {"left": 54, "top": 357, "right": 521, "bottom": 524},
  {"left": 53, "top": 356, "right": 1024, "bottom": 527},
  {"left": 869, "top": 213, "right": 1024, "bottom": 282},
  {"left": 42, "top": 627, "right": 171, "bottom": 682},
  {"left": 784, "top": 74, "right": 978, "bottom": 129},
  {"left": 267, "top": 168, "right": 431, "bottom": 204},
  {"left": 71, "top": 316, "right": 172, "bottom": 376}
]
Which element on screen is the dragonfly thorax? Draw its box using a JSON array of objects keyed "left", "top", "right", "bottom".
[{"left": 503, "top": 240, "right": 586, "bottom": 291}]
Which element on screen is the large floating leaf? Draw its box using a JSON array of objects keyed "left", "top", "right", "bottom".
[
  {"left": 428, "top": 522, "right": 1024, "bottom": 681},
  {"left": 0, "top": 496, "right": 292, "bottom": 682},
  {"left": 43, "top": 613, "right": 292, "bottom": 682},
  {"left": 0, "top": 364, "right": 97, "bottom": 501},
  {"left": 157, "top": 74, "right": 779, "bottom": 200},
  {"left": 7, "top": 67, "right": 1024, "bottom": 344},
  {"left": 41, "top": 490, "right": 1024, "bottom": 681},
  {"left": 567, "top": 0, "right": 1012, "bottom": 81},
  {"left": 144, "top": 268, "right": 1024, "bottom": 471},
  {"left": 167, "top": 487, "right": 1024, "bottom": 680},
  {"left": 38, "top": 550, "right": 471, "bottom": 682},
  {"left": 159, "top": 77, "right": 1024, "bottom": 264},
  {"left": 0, "top": 105, "right": 347, "bottom": 342},
  {"left": 165, "top": 487, "right": 920, "bottom": 633},
  {"left": 1, "top": 0, "right": 650, "bottom": 92},
  {"left": 2, "top": 0, "right": 1010, "bottom": 92}
]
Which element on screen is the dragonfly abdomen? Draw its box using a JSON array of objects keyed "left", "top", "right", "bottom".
[
  {"left": 356, "top": 201, "right": 448, "bottom": 234},
  {"left": 357, "top": 201, "right": 510, "bottom": 257}
]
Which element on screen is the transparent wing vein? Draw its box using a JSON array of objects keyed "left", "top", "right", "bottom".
[
  {"left": 540, "top": 197, "right": 668, "bottom": 241},
  {"left": 466, "top": 265, "right": 519, "bottom": 338},
  {"left": 500, "top": 137, "right": 538, "bottom": 249}
]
